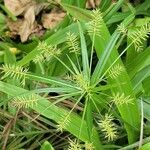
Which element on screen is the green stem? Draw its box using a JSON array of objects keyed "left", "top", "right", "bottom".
[{"left": 119, "top": 136, "right": 150, "bottom": 150}]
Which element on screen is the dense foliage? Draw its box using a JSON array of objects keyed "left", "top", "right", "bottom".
[{"left": 0, "top": 0, "right": 150, "bottom": 150}]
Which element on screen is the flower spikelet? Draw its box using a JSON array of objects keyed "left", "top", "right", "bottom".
[
  {"left": 34, "top": 41, "right": 60, "bottom": 62},
  {"left": 68, "top": 138, "right": 82, "bottom": 150},
  {"left": 98, "top": 114, "right": 117, "bottom": 141},
  {"left": 1, "top": 64, "right": 28, "bottom": 86},
  {"left": 33, "top": 53, "right": 44, "bottom": 63},
  {"left": 108, "top": 64, "right": 124, "bottom": 79},
  {"left": 110, "top": 93, "right": 133, "bottom": 106},
  {"left": 88, "top": 9, "right": 103, "bottom": 36},
  {"left": 11, "top": 94, "right": 39, "bottom": 109},
  {"left": 129, "top": 23, "right": 150, "bottom": 52},
  {"left": 118, "top": 23, "right": 128, "bottom": 35},
  {"left": 66, "top": 32, "right": 80, "bottom": 54},
  {"left": 57, "top": 116, "right": 71, "bottom": 132},
  {"left": 37, "top": 41, "right": 48, "bottom": 51},
  {"left": 73, "top": 73, "right": 88, "bottom": 91},
  {"left": 85, "top": 142, "right": 94, "bottom": 150}
]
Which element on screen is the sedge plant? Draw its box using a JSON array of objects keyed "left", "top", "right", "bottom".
[{"left": 0, "top": 1, "right": 150, "bottom": 150}]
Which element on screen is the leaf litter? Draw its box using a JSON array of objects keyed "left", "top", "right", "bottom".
[
  {"left": 4, "top": 0, "right": 65, "bottom": 42},
  {"left": 4, "top": 0, "right": 101, "bottom": 42}
]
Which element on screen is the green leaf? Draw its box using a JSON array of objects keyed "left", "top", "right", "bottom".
[
  {"left": 78, "top": 22, "right": 90, "bottom": 80},
  {"left": 40, "top": 141, "right": 54, "bottom": 150},
  {"left": 143, "top": 77, "right": 150, "bottom": 96},
  {"left": 91, "top": 31, "right": 120, "bottom": 85},
  {"left": 99, "top": 0, "right": 112, "bottom": 12},
  {"left": 140, "top": 142, "right": 150, "bottom": 150},
  {"left": 62, "top": 3, "right": 92, "bottom": 21},
  {"left": 27, "top": 73, "right": 80, "bottom": 90},
  {"left": 0, "top": 12, "right": 5, "bottom": 24},
  {"left": 0, "top": 4, "right": 17, "bottom": 21},
  {"left": 127, "top": 46, "right": 150, "bottom": 79},
  {"left": 0, "top": 42, "right": 16, "bottom": 64},
  {"left": 142, "top": 97, "right": 150, "bottom": 121},
  {"left": 132, "top": 65, "right": 150, "bottom": 94},
  {"left": 85, "top": 98, "right": 93, "bottom": 141},
  {"left": 103, "top": 0, "right": 124, "bottom": 22}
]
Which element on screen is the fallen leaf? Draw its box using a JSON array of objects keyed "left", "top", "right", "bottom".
[
  {"left": 7, "top": 18, "right": 23, "bottom": 35},
  {"left": 86, "top": 0, "right": 101, "bottom": 9},
  {"left": 42, "top": 8, "right": 66, "bottom": 29},
  {"left": 29, "top": 24, "right": 45, "bottom": 39},
  {"left": 5, "top": 0, "right": 65, "bottom": 42},
  {"left": 34, "top": 2, "right": 49, "bottom": 15},
  {"left": 4, "top": 0, "right": 32, "bottom": 16},
  {"left": 19, "top": 5, "right": 35, "bottom": 42},
  {"left": 6, "top": 1, "right": 49, "bottom": 42}
]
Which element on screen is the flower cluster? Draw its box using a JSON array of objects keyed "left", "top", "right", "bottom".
[
  {"left": 11, "top": 94, "right": 39, "bottom": 108},
  {"left": 98, "top": 114, "right": 117, "bottom": 141},
  {"left": 108, "top": 64, "right": 124, "bottom": 79},
  {"left": 68, "top": 139, "right": 82, "bottom": 150},
  {"left": 110, "top": 93, "right": 133, "bottom": 106},
  {"left": 1, "top": 64, "right": 28, "bottom": 86},
  {"left": 88, "top": 9, "right": 103, "bottom": 36},
  {"left": 129, "top": 23, "right": 150, "bottom": 52},
  {"left": 34, "top": 41, "right": 61, "bottom": 63},
  {"left": 66, "top": 32, "right": 80, "bottom": 54}
]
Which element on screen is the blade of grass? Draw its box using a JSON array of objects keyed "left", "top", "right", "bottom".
[
  {"left": 103, "top": 0, "right": 124, "bottom": 22},
  {"left": 0, "top": 4, "right": 17, "bottom": 21},
  {"left": 78, "top": 22, "right": 90, "bottom": 80},
  {"left": 27, "top": 73, "right": 81, "bottom": 90}
]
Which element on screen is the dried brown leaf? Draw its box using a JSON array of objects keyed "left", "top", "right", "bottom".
[
  {"left": 7, "top": 18, "right": 22, "bottom": 32},
  {"left": 24, "top": 5, "right": 35, "bottom": 25},
  {"left": 6, "top": 1, "right": 49, "bottom": 42},
  {"left": 86, "top": 0, "right": 101, "bottom": 8},
  {"left": 29, "top": 24, "right": 44, "bottom": 39},
  {"left": 5, "top": 0, "right": 64, "bottom": 42},
  {"left": 42, "top": 9, "right": 66, "bottom": 29},
  {"left": 4, "top": 0, "right": 32, "bottom": 16}
]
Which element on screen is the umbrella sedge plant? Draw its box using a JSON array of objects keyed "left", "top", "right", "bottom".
[{"left": 0, "top": 5, "right": 150, "bottom": 150}]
